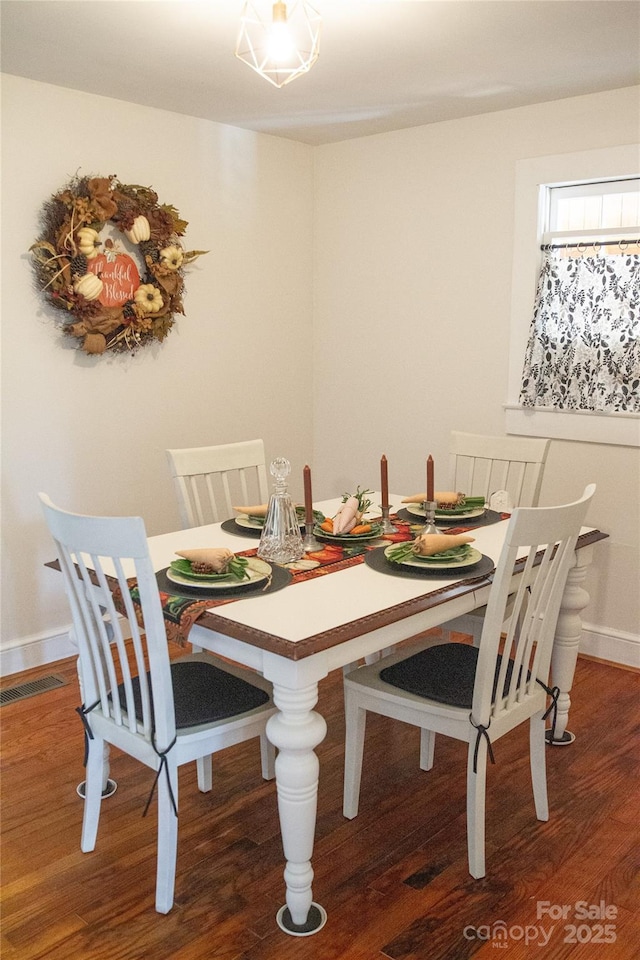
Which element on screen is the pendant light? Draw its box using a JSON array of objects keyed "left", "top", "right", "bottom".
[{"left": 235, "top": 1, "right": 322, "bottom": 88}]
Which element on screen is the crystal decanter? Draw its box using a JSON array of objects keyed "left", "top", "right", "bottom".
[{"left": 257, "top": 457, "right": 304, "bottom": 563}]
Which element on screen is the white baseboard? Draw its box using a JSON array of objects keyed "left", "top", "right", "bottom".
[
  {"left": 0, "top": 626, "right": 77, "bottom": 677},
  {"left": 0, "top": 617, "right": 132, "bottom": 678},
  {"left": 579, "top": 623, "right": 640, "bottom": 669}
]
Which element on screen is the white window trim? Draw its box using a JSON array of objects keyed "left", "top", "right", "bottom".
[{"left": 506, "top": 143, "right": 640, "bottom": 448}]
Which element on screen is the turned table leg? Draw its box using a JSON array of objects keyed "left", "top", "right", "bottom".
[
  {"left": 266, "top": 680, "right": 328, "bottom": 936},
  {"left": 546, "top": 547, "right": 593, "bottom": 746}
]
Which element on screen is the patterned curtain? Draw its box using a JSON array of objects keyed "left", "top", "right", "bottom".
[{"left": 520, "top": 250, "right": 640, "bottom": 413}]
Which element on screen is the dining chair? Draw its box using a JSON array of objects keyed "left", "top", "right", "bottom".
[
  {"left": 167, "top": 439, "right": 269, "bottom": 527},
  {"left": 343, "top": 484, "right": 595, "bottom": 879},
  {"left": 39, "top": 493, "right": 276, "bottom": 914},
  {"left": 449, "top": 431, "right": 550, "bottom": 509},
  {"left": 443, "top": 431, "right": 551, "bottom": 644}
]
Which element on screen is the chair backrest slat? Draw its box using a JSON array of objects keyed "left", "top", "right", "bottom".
[
  {"left": 39, "top": 494, "right": 176, "bottom": 750},
  {"left": 473, "top": 484, "right": 595, "bottom": 726},
  {"left": 449, "top": 431, "right": 551, "bottom": 507},
  {"left": 167, "top": 440, "right": 269, "bottom": 528},
  {"left": 187, "top": 475, "right": 208, "bottom": 527}
]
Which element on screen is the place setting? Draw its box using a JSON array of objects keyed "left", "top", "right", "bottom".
[
  {"left": 155, "top": 547, "right": 292, "bottom": 601},
  {"left": 364, "top": 531, "right": 495, "bottom": 581},
  {"left": 365, "top": 453, "right": 494, "bottom": 580},
  {"left": 393, "top": 455, "right": 505, "bottom": 529},
  {"left": 221, "top": 504, "right": 326, "bottom": 538},
  {"left": 312, "top": 486, "right": 385, "bottom": 545},
  {"left": 397, "top": 497, "right": 504, "bottom": 527}
]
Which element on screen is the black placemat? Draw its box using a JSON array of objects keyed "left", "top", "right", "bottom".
[
  {"left": 364, "top": 546, "right": 495, "bottom": 581},
  {"left": 156, "top": 562, "right": 292, "bottom": 601},
  {"left": 395, "top": 508, "right": 503, "bottom": 528},
  {"left": 221, "top": 517, "right": 312, "bottom": 539},
  {"left": 221, "top": 518, "right": 263, "bottom": 538}
]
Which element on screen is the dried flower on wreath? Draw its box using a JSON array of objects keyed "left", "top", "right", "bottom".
[{"left": 30, "top": 174, "right": 208, "bottom": 355}]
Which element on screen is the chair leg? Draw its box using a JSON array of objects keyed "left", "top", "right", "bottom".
[
  {"left": 196, "top": 756, "right": 212, "bottom": 792},
  {"left": 343, "top": 693, "right": 367, "bottom": 819},
  {"left": 155, "top": 758, "right": 179, "bottom": 914},
  {"left": 466, "top": 737, "right": 487, "bottom": 879},
  {"left": 260, "top": 733, "right": 276, "bottom": 780},
  {"left": 530, "top": 712, "right": 549, "bottom": 821},
  {"left": 80, "top": 734, "right": 104, "bottom": 852},
  {"left": 419, "top": 728, "right": 436, "bottom": 771}
]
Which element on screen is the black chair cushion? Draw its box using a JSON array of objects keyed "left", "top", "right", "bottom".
[
  {"left": 379, "top": 643, "right": 523, "bottom": 709},
  {"left": 116, "top": 659, "right": 270, "bottom": 729}
]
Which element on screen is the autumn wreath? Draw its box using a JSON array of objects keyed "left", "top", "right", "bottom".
[{"left": 30, "top": 174, "right": 207, "bottom": 355}]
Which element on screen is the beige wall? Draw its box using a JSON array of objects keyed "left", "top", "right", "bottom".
[
  {"left": 1, "top": 74, "right": 314, "bottom": 665},
  {"left": 312, "top": 87, "right": 639, "bottom": 661},
  {"left": 2, "top": 76, "right": 638, "bottom": 670}
]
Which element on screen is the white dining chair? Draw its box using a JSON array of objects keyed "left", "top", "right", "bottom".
[
  {"left": 39, "top": 493, "right": 276, "bottom": 914},
  {"left": 343, "top": 484, "right": 595, "bottom": 879},
  {"left": 443, "top": 431, "right": 551, "bottom": 644},
  {"left": 449, "top": 431, "right": 550, "bottom": 509},
  {"left": 167, "top": 439, "right": 269, "bottom": 527}
]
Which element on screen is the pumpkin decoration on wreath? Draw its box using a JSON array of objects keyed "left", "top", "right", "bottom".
[{"left": 30, "top": 174, "right": 207, "bottom": 355}]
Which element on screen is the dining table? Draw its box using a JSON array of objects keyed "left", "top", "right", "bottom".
[{"left": 130, "top": 492, "right": 606, "bottom": 936}]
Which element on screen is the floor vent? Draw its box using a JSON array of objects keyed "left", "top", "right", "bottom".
[{"left": 0, "top": 674, "right": 67, "bottom": 706}]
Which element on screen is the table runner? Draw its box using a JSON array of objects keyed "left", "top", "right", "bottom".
[{"left": 116, "top": 513, "right": 508, "bottom": 646}]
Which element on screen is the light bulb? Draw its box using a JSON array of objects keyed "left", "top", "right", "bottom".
[
  {"left": 268, "top": 20, "right": 295, "bottom": 62},
  {"left": 268, "top": 3, "right": 295, "bottom": 63}
]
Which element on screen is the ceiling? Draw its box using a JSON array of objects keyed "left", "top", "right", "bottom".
[{"left": 1, "top": 1, "right": 639, "bottom": 146}]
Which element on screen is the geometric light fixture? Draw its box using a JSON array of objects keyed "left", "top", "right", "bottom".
[{"left": 235, "top": 1, "right": 322, "bottom": 88}]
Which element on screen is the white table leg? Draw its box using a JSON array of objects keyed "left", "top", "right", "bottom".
[
  {"left": 546, "top": 548, "right": 592, "bottom": 746},
  {"left": 266, "top": 680, "right": 328, "bottom": 936}
]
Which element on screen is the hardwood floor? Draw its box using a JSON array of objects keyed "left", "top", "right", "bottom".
[{"left": 1, "top": 642, "right": 638, "bottom": 959}]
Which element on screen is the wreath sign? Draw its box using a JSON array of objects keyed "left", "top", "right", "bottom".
[{"left": 30, "top": 175, "right": 207, "bottom": 354}]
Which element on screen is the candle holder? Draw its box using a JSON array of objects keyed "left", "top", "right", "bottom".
[
  {"left": 380, "top": 505, "right": 397, "bottom": 534},
  {"left": 303, "top": 520, "right": 322, "bottom": 553},
  {"left": 420, "top": 500, "right": 441, "bottom": 535}
]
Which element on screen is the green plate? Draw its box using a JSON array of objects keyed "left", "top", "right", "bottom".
[
  {"left": 384, "top": 543, "right": 483, "bottom": 571},
  {"left": 167, "top": 557, "right": 271, "bottom": 590},
  {"left": 406, "top": 503, "right": 485, "bottom": 521},
  {"left": 169, "top": 558, "right": 236, "bottom": 582}
]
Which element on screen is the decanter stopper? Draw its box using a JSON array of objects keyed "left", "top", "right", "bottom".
[{"left": 257, "top": 458, "right": 304, "bottom": 563}]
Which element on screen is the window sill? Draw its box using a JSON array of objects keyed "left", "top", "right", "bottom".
[{"left": 505, "top": 404, "right": 640, "bottom": 447}]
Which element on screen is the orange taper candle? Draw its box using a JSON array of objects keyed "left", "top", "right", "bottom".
[{"left": 427, "top": 455, "right": 434, "bottom": 502}]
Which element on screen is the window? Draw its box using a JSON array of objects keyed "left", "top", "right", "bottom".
[
  {"left": 506, "top": 145, "right": 640, "bottom": 447},
  {"left": 519, "top": 177, "right": 639, "bottom": 414},
  {"left": 547, "top": 178, "right": 640, "bottom": 244}
]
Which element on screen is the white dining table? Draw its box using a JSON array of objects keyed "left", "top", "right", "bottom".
[{"left": 142, "top": 494, "right": 605, "bottom": 936}]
